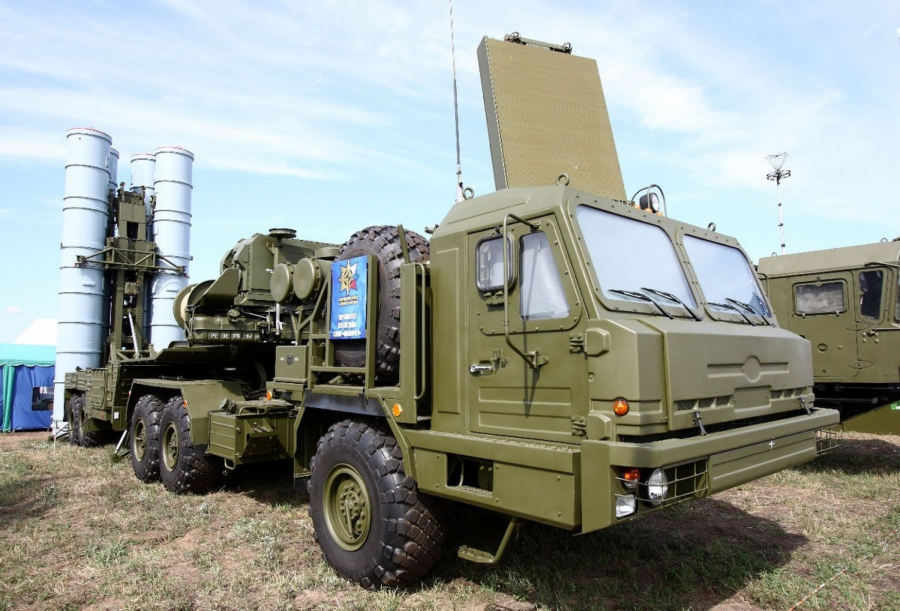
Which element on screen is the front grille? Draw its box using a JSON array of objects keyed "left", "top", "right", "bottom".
[
  {"left": 677, "top": 387, "right": 809, "bottom": 412},
  {"left": 771, "top": 387, "right": 809, "bottom": 400},
  {"left": 676, "top": 396, "right": 732, "bottom": 411}
]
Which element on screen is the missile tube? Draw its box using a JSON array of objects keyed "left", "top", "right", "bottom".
[
  {"left": 54, "top": 128, "right": 111, "bottom": 429},
  {"left": 150, "top": 146, "right": 193, "bottom": 350}
]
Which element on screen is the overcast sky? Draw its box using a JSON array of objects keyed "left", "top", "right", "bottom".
[{"left": 1, "top": 0, "right": 898, "bottom": 343}]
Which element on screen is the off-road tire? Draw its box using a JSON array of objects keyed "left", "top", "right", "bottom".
[
  {"left": 308, "top": 419, "right": 445, "bottom": 589},
  {"left": 130, "top": 394, "right": 165, "bottom": 483},
  {"left": 68, "top": 393, "right": 105, "bottom": 447},
  {"left": 159, "top": 395, "right": 222, "bottom": 494},
  {"left": 67, "top": 394, "right": 83, "bottom": 446},
  {"left": 334, "top": 226, "right": 429, "bottom": 384}
]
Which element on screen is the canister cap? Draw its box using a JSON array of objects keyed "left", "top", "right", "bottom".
[
  {"left": 155, "top": 146, "right": 194, "bottom": 160},
  {"left": 67, "top": 127, "right": 112, "bottom": 143}
]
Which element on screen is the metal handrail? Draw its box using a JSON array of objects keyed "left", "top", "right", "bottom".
[
  {"left": 414, "top": 262, "right": 428, "bottom": 400},
  {"left": 501, "top": 213, "right": 548, "bottom": 369}
]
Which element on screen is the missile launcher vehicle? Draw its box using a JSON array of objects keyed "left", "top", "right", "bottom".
[
  {"left": 759, "top": 240, "right": 900, "bottom": 434},
  {"left": 62, "top": 34, "right": 838, "bottom": 588}
]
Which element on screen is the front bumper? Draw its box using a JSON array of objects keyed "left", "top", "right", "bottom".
[{"left": 580, "top": 407, "right": 839, "bottom": 533}]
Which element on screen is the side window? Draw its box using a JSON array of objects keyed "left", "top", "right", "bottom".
[
  {"left": 476, "top": 235, "right": 514, "bottom": 291},
  {"left": 794, "top": 281, "right": 845, "bottom": 315},
  {"left": 895, "top": 273, "right": 900, "bottom": 322},
  {"left": 519, "top": 232, "right": 569, "bottom": 320},
  {"left": 859, "top": 270, "right": 883, "bottom": 320}
]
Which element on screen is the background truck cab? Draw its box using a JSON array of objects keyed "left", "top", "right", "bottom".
[{"left": 759, "top": 240, "right": 900, "bottom": 433}]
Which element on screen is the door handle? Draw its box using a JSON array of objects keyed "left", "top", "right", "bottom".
[{"left": 469, "top": 363, "right": 494, "bottom": 376}]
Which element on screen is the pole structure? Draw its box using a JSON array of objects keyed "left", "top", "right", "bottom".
[
  {"left": 766, "top": 153, "right": 791, "bottom": 255},
  {"left": 449, "top": 0, "right": 464, "bottom": 202},
  {"left": 776, "top": 175, "right": 785, "bottom": 255}
]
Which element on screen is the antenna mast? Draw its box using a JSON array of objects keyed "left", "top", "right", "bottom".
[
  {"left": 449, "top": 0, "right": 464, "bottom": 202},
  {"left": 766, "top": 152, "right": 791, "bottom": 255}
]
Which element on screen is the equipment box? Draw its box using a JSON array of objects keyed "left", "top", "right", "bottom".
[
  {"left": 274, "top": 345, "right": 308, "bottom": 383},
  {"left": 208, "top": 410, "right": 294, "bottom": 465}
]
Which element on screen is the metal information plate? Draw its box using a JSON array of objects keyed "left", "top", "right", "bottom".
[{"left": 329, "top": 256, "right": 368, "bottom": 340}]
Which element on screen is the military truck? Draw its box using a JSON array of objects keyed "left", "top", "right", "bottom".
[
  {"left": 62, "top": 34, "right": 838, "bottom": 589},
  {"left": 758, "top": 240, "right": 900, "bottom": 434}
]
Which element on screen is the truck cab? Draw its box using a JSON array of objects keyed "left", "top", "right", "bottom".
[
  {"left": 408, "top": 185, "right": 836, "bottom": 534},
  {"left": 759, "top": 240, "right": 900, "bottom": 432}
]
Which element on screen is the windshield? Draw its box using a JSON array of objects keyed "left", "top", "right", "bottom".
[
  {"left": 682, "top": 236, "right": 771, "bottom": 317},
  {"left": 575, "top": 206, "right": 696, "bottom": 307}
]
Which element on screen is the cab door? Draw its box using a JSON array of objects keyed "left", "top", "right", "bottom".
[
  {"left": 464, "top": 215, "right": 585, "bottom": 443},
  {"left": 787, "top": 273, "right": 859, "bottom": 380},
  {"left": 853, "top": 267, "right": 888, "bottom": 380}
]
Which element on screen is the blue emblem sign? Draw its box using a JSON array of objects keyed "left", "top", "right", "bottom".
[{"left": 330, "top": 256, "right": 368, "bottom": 340}]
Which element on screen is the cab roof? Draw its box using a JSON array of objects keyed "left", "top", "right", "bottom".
[
  {"left": 433, "top": 185, "right": 740, "bottom": 248},
  {"left": 758, "top": 241, "right": 900, "bottom": 278}
]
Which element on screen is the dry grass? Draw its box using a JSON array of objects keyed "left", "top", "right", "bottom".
[{"left": 0, "top": 431, "right": 898, "bottom": 611}]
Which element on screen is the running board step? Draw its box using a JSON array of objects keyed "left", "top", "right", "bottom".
[{"left": 457, "top": 517, "right": 521, "bottom": 565}]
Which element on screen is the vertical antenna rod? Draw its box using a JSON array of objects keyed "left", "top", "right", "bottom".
[
  {"left": 766, "top": 152, "right": 791, "bottom": 255},
  {"left": 449, "top": 0, "right": 464, "bottom": 201}
]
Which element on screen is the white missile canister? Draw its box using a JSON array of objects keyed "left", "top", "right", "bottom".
[
  {"left": 55, "top": 127, "right": 112, "bottom": 430},
  {"left": 150, "top": 146, "right": 193, "bottom": 350}
]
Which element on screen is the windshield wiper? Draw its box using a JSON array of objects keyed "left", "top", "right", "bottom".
[
  {"left": 641, "top": 287, "right": 701, "bottom": 321},
  {"left": 609, "top": 289, "right": 674, "bottom": 319},
  {"left": 708, "top": 301, "right": 755, "bottom": 326},
  {"left": 725, "top": 297, "right": 772, "bottom": 327}
]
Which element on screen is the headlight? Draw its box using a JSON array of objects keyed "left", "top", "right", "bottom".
[
  {"left": 645, "top": 468, "right": 669, "bottom": 506},
  {"left": 616, "top": 495, "right": 636, "bottom": 518}
]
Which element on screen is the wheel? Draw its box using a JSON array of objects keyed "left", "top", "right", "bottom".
[
  {"left": 68, "top": 393, "right": 106, "bottom": 447},
  {"left": 308, "top": 419, "right": 445, "bottom": 589},
  {"left": 130, "top": 394, "right": 165, "bottom": 483},
  {"left": 334, "top": 226, "right": 430, "bottom": 384},
  {"left": 159, "top": 395, "right": 222, "bottom": 494},
  {"left": 67, "top": 394, "right": 83, "bottom": 446}
]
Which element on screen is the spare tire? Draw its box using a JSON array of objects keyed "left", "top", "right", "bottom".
[{"left": 334, "top": 226, "right": 429, "bottom": 383}]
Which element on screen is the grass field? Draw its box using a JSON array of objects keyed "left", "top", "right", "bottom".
[{"left": 1, "top": 430, "right": 898, "bottom": 611}]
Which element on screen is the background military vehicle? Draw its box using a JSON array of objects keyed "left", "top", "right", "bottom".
[
  {"left": 759, "top": 240, "right": 900, "bottom": 434},
  {"left": 61, "top": 34, "right": 838, "bottom": 589}
]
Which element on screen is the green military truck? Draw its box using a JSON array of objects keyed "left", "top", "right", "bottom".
[
  {"left": 62, "top": 34, "right": 838, "bottom": 589},
  {"left": 65, "top": 189, "right": 837, "bottom": 588},
  {"left": 758, "top": 240, "right": 900, "bottom": 434}
]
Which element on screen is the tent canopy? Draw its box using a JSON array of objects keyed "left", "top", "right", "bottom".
[{"left": 0, "top": 343, "right": 56, "bottom": 367}]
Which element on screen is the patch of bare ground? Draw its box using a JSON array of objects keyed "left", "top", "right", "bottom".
[{"left": 1, "top": 431, "right": 898, "bottom": 610}]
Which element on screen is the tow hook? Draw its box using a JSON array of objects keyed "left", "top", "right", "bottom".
[{"left": 692, "top": 409, "right": 708, "bottom": 436}]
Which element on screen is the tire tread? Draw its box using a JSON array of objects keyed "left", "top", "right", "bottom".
[
  {"left": 334, "top": 226, "right": 429, "bottom": 384},
  {"left": 159, "top": 395, "right": 222, "bottom": 494},
  {"left": 130, "top": 394, "right": 166, "bottom": 483},
  {"left": 308, "top": 419, "right": 445, "bottom": 589}
]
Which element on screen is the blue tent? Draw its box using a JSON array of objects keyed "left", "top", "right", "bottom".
[{"left": 0, "top": 344, "right": 55, "bottom": 432}]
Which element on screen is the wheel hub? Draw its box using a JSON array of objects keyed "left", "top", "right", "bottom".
[
  {"left": 133, "top": 419, "right": 147, "bottom": 461},
  {"left": 162, "top": 422, "right": 178, "bottom": 470},
  {"left": 323, "top": 464, "right": 371, "bottom": 551}
]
